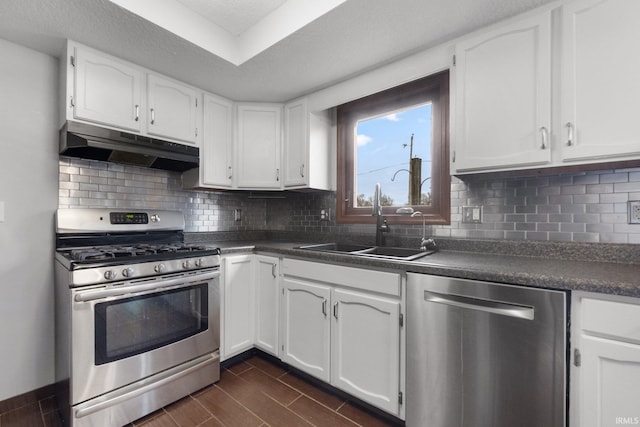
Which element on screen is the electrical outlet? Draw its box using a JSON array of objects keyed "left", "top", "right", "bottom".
[
  {"left": 462, "top": 206, "right": 482, "bottom": 223},
  {"left": 628, "top": 201, "right": 640, "bottom": 224},
  {"left": 320, "top": 208, "right": 331, "bottom": 221}
]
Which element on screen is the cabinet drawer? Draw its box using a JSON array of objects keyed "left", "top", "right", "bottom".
[
  {"left": 282, "top": 259, "right": 401, "bottom": 297},
  {"left": 582, "top": 297, "right": 640, "bottom": 343}
]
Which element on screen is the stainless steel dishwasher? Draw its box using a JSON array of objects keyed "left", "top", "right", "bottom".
[{"left": 407, "top": 273, "right": 567, "bottom": 427}]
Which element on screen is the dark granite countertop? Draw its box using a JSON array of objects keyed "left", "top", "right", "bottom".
[{"left": 191, "top": 236, "right": 640, "bottom": 298}]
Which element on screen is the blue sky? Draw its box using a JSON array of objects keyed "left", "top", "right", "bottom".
[{"left": 356, "top": 103, "right": 433, "bottom": 206}]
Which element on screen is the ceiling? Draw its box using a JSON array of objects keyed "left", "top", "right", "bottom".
[{"left": 0, "top": 0, "right": 555, "bottom": 102}]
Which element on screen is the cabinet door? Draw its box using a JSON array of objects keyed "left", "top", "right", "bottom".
[
  {"left": 201, "top": 94, "right": 234, "bottom": 188},
  {"left": 283, "top": 99, "right": 308, "bottom": 187},
  {"left": 281, "top": 277, "right": 331, "bottom": 382},
  {"left": 561, "top": 0, "right": 640, "bottom": 162},
  {"left": 580, "top": 335, "right": 640, "bottom": 427},
  {"left": 236, "top": 105, "right": 282, "bottom": 189},
  {"left": 222, "top": 255, "right": 254, "bottom": 360},
  {"left": 73, "top": 47, "right": 142, "bottom": 132},
  {"left": 331, "top": 288, "right": 401, "bottom": 415},
  {"left": 254, "top": 255, "right": 279, "bottom": 356},
  {"left": 453, "top": 12, "right": 551, "bottom": 172},
  {"left": 147, "top": 74, "right": 199, "bottom": 144}
]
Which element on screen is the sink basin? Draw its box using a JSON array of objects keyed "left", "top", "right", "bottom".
[
  {"left": 358, "top": 246, "right": 434, "bottom": 261},
  {"left": 296, "top": 243, "right": 374, "bottom": 253},
  {"left": 297, "top": 243, "right": 434, "bottom": 261}
]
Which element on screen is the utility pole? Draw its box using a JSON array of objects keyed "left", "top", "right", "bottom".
[{"left": 407, "top": 134, "right": 421, "bottom": 205}]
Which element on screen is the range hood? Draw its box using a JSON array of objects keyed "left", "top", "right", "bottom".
[{"left": 59, "top": 121, "right": 199, "bottom": 172}]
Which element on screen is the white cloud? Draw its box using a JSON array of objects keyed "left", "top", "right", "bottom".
[
  {"left": 384, "top": 113, "right": 400, "bottom": 122},
  {"left": 357, "top": 134, "right": 373, "bottom": 147}
]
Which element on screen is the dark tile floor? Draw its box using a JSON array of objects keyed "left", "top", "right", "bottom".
[{"left": 0, "top": 353, "right": 401, "bottom": 427}]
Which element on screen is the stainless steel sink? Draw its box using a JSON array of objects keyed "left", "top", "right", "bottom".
[
  {"left": 296, "top": 243, "right": 375, "bottom": 253},
  {"left": 296, "top": 243, "right": 434, "bottom": 261},
  {"left": 358, "top": 246, "right": 434, "bottom": 261}
]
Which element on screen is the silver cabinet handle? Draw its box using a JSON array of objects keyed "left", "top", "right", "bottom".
[
  {"left": 300, "top": 164, "right": 305, "bottom": 178},
  {"left": 276, "top": 168, "right": 280, "bottom": 182},
  {"left": 566, "top": 122, "right": 574, "bottom": 146},
  {"left": 150, "top": 108, "right": 155, "bottom": 125},
  {"left": 322, "top": 299, "right": 327, "bottom": 316},
  {"left": 424, "top": 290, "right": 534, "bottom": 320},
  {"left": 333, "top": 302, "right": 338, "bottom": 319},
  {"left": 539, "top": 126, "right": 548, "bottom": 149},
  {"left": 227, "top": 166, "right": 233, "bottom": 180},
  {"left": 271, "top": 263, "right": 277, "bottom": 278},
  {"left": 134, "top": 105, "right": 139, "bottom": 122}
]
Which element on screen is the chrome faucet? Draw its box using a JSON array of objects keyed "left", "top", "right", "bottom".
[
  {"left": 373, "top": 183, "right": 390, "bottom": 246},
  {"left": 410, "top": 211, "right": 437, "bottom": 252}
]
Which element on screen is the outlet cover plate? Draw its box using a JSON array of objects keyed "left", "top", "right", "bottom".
[
  {"left": 628, "top": 201, "right": 640, "bottom": 224},
  {"left": 462, "top": 206, "right": 482, "bottom": 224}
]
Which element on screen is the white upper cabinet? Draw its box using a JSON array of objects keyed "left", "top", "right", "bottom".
[
  {"left": 72, "top": 46, "right": 143, "bottom": 132},
  {"left": 64, "top": 41, "right": 201, "bottom": 147},
  {"left": 235, "top": 104, "right": 282, "bottom": 189},
  {"left": 453, "top": 11, "right": 552, "bottom": 172},
  {"left": 283, "top": 98, "right": 308, "bottom": 187},
  {"left": 146, "top": 74, "right": 200, "bottom": 144},
  {"left": 283, "top": 98, "right": 333, "bottom": 190},
  {"left": 560, "top": 0, "right": 640, "bottom": 163},
  {"left": 183, "top": 93, "right": 234, "bottom": 189}
]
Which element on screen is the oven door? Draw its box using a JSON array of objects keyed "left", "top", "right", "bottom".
[{"left": 70, "top": 269, "right": 220, "bottom": 405}]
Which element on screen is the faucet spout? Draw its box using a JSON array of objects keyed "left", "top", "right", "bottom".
[{"left": 373, "top": 183, "right": 389, "bottom": 246}]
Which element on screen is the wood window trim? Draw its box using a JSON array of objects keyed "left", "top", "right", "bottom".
[{"left": 336, "top": 70, "right": 450, "bottom": 225}]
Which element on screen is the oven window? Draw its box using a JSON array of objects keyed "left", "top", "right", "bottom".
[{"left": 94, "top": 284, "right": 208, "bottom": 365}]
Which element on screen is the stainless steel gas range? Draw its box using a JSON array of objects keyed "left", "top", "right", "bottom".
[{"left": 54, "top": 208, "right": 221, "bottom": 427}]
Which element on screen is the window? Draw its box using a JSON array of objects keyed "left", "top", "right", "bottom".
[{"left": 336, "top": 70, "right": 450, "bottom": 224}]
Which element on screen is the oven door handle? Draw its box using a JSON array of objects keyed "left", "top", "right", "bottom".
[{"left": 74, "top": 270, "right": 219, "bottom": 303}]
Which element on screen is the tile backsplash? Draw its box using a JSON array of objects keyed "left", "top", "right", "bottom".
[{"left": 59, "top": 157, "right": 640, "bottom": 244}]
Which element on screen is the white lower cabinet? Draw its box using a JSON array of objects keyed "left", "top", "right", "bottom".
[
  {"left": 254, "top": 255, "right": 280, "bottom": 356},
  {"left": 571, "top": 292, "right": 640, "bottom": 427},
  {"left": 222, "top": 255, "right": 255, "bottom": 360},
  {"left": 330, "top": 288, "right": 401, "bottom": 415},
  {"left": 281, "top": 258, "right": 404, "bottom": 417},
  {"left": 281, "top": 277, "right": 332, "bottom": 382}
]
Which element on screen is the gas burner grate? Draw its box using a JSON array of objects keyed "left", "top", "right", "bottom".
[{"left": 68, "top": 244, "right": 211, "bottom": 261}]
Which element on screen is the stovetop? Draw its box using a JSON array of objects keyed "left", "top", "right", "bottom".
[{"left": 61, "top": 243, "right": 218, "bottom": 263}]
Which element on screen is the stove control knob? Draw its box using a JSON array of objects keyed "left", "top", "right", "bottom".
[
  {"left": 154, "top": 263, "right": 166, "bottom": 273},
  {"left": 195, "top": 258, "right": 204, "bottom": 268},
  {"left": 150, "top": 214, "right": 160, "bottom": 223},
  {"left": 104, "top": 270, "right": 118, "bottom": 280},
  {"left": 182, "top": 260, "right": 192, "bottom": 269},
  {"left": 122, "top": 267, "right": 135, "bottom": 277}
]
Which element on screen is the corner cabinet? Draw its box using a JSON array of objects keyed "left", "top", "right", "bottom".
[
  {"left": 453, "top": 11, "right": 551, "bottom": 173},
  {"left": 254, "top": 255, "right": 280, "bottom": 356},
  {"left": 70, "top": 45, "right": 143, "bottom": 132},
  {"left": 281, "top": 258, "right": 404, "bottom": 418},
  {"left": 283, "top": 98, "right": 333, "bottom": 190},
  {"left": 570, "top": 292, "right": 640, "bottom": 427},
  {"left": 221, "top": 255, "right": 255, "bottom": 360},
  {"left": 560, "top": 0, "right": 640, "bottom": 163},
  {"left": 235, "top": 104, "right": 282, "bottom": 189}
]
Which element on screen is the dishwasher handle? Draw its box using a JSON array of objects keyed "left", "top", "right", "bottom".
[{"left": 424, "top": 290, "right": 535, "bottom": 320}]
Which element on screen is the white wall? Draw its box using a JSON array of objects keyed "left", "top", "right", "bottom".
[{"left": 0, "top": 38, "right": 58, "bottom": 401}]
